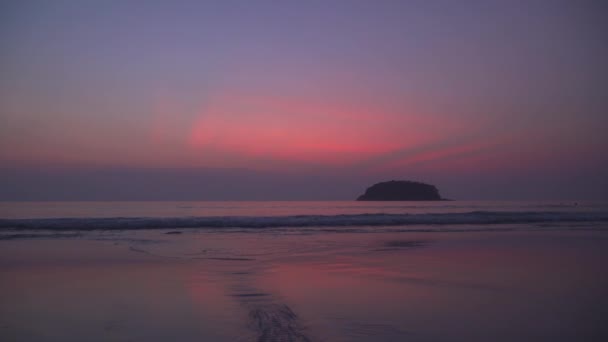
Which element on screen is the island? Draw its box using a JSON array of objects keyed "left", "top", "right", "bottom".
[{"left": 356, "top": 180, "right": 445, "bottom": 201}]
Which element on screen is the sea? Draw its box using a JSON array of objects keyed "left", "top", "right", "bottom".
[
  {"left": 1, "top": 200, "right": 607, "bottom": 233},
  {"left": 1, "top": 200, "right": 608, "bottom": 341}
]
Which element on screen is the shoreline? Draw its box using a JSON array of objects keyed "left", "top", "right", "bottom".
[{"left": 2, "top": 228, "right": 608, "bottom": 341}]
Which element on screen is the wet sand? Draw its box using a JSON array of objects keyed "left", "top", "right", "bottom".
[{"left": 1, "top": 228, "right": 608, "bottom": 341}]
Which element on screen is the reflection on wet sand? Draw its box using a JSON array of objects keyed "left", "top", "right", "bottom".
[
  {"left": 190, "top": 255, "right": 313, "bottom": 341},
  {"left": 1, "top": 230, "right": 608, "bottom": 341}
]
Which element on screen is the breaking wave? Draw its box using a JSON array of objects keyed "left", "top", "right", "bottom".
[{"left": 1, "top": 211, "right": 608, "bottom": 231}]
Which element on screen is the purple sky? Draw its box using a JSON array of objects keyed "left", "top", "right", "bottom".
[{"left": 1, "top": 1, "right": 607, "bottom": 200}]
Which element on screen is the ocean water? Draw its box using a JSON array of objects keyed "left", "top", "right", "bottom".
[
  {"left": 1, "top": 201, "right": 608, "bottom": 341},
  {"left": 1, "top": 200, "right": 607, "bottom": 232}
]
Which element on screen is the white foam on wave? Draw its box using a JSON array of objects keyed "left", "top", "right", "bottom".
[{"left": 1, "top": 211, "right": 608, "bottom": 231}]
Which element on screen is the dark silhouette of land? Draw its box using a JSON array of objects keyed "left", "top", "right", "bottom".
[{"left": 357, "top": 180, "right": 444, "bottom": 201}]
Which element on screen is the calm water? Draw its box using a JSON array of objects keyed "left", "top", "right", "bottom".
[{"left": 1, "top": 201, "right": 608, "bottom": 341}]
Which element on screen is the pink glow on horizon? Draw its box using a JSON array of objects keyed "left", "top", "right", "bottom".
[
  {"left": 4, "top": 89, "right": 594, "bottom": 175},
  {"left": 188, "top": 93, "right": 470, "bottom": 166},
  {"left": 373, "top": 138, "right": 506, "bottom": 174}
]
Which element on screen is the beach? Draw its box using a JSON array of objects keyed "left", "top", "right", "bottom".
[
  {"left": 1, "top": 201, "right": 608, "bottom": 341},
  {"left": 3, "top": 1, "right": 606, "bottom": 340}
]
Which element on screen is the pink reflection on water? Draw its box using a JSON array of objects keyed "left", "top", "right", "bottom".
[
  {"left": 2, "top": 231, "right": 608, "bottom": 341},
  {"left": 252, "top": 232, "right": 608, "bottom": 341}
]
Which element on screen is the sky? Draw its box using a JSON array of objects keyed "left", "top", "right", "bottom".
[{"left": 1, "top": 0, "right": 607, "bottom": 200}]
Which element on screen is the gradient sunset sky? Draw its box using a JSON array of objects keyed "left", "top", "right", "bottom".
[{"left": 1, "top": 1, "right": 607, "bottom": 200}]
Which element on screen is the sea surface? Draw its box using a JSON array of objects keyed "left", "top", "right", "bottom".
[
  {"left": 1, "top": 201, "right": 608, "bottom": 341},
  {"left": 1, "top": 200, "right": 607, "bottom": 232}
]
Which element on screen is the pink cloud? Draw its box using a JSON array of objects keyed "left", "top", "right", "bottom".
[{"left": 188, "top": 92, "right": 471, "bottom": 167}]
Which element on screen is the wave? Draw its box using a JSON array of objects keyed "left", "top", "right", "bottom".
[{"left": 1, "top": 211, "right": 608, "bottom": 230}]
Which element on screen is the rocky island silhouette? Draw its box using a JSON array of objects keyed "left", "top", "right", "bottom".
[{"left": 357, "top": 180, "right": 445, "bottom": 201}]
